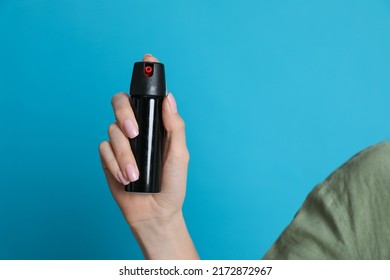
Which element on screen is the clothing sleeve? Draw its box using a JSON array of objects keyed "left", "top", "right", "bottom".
[{"left": 263, "top": 141, "right": 390, "bottom": 260}]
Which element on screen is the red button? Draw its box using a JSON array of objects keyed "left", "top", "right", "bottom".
[{"left": 145, "top": 65, "right": 153, "bottom": 77}]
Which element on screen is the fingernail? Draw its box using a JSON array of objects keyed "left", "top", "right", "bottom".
[
  {"left": 123, "top": 120, "right": 139, "bottom": 138},
  {"left": 117, "top": 170, "right": 130, "bottom": 185},
  {"left": 167, "top": 93, "right": 177, "bottom": 114},
  {"left": 125, "top": 163, "right": 139, "bottom": 182}
]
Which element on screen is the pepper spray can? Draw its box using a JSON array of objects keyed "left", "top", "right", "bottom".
[{"left": 125, "top": 61, "right": 166, "bottom": 193}]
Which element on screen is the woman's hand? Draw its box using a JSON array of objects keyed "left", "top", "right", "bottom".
[{"left": 99, "top": 54, "right": 198, "bottom": 259}]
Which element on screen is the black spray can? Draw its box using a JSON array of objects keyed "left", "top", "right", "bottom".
[{"left": 125, "top": 61, "right": 166, "bottom": 193}]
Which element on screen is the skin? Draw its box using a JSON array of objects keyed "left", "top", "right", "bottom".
[{"left": 99, "top": 54, "right": 199, "bottom": 259}]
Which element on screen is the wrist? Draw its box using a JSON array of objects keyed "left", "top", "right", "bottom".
[
  {"left": 129, "top": 210, "right": 182, "bottom": 231},
  {"left": 130, "top": 211, "right": 199, "bottom": 260}
]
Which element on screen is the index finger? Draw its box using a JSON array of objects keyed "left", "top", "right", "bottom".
[{"left": 111, "top": 92, "right": 139, "bottom": 139}]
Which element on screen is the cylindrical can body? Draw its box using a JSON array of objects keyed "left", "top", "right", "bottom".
[
  {"left": 125, "top": 61, "right": 166, "bottom": 193},
  {"left": 125, "top": 96, "right": 164, "bottom": 193}
]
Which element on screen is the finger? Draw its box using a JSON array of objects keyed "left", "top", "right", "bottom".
[
  {"left": 142, "top": 54, "right": 159, "bottom": 62},
  {"left": 162, "top": 93, "right": 190, "bottom": 163},
  {"left": 111, "top": 92, "right": 139, "bottom": 139},
  {"left": 108, "top": 122, "right": 139, "bottom": 182},
  {"left": 99, "top": 147, "right": 129, "bottom": 206},
  {"left": 99, "top": 141, "right": 130, "bottom": 185}
]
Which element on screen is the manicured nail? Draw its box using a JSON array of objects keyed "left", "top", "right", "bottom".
[
  {"left": 117, "top": 170, "right": 130, "bottom": 185},
  {"left": 123, "top": 120, "right": 139, "bottom": 138},
  {"left": 167, "top": 93, "right": 177, "bottom": 114},
  {"left": 125, "top": 163, "right": 139, "bottom": 182}
]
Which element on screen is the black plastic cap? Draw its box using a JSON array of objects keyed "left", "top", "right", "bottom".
[{"left": 130, "top": 62, "right": 166, "bottom": 97}]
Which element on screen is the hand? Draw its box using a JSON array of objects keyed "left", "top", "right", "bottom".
[{"left": 99, "top": 54, "right": 198, "bottom": 259}]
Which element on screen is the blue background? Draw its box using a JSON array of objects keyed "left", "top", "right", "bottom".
[{"left": 0, "top": 0, "right": 389, "bottom": 259}]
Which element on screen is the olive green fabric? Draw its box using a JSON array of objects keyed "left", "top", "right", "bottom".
[{"left": 263, "top": 141, "right": 390, "bottom": 259}]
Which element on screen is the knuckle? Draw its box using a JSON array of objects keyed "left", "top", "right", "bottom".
[
  {"left": 176, "top": 117, "right": 186, "bottom": 131},
  {"left": 116, "top": 148, "right": 127, "bottom": 159},
  {"left": 105, "top": 156, "right": 117, "bottom": 170},
  {"left": 98, "top": 141, "right": 109, "bottom": 154},
  {"left": 111, "top": 92, "right": 127, "bottom": 106},
  {"left": 108, "top": 122, "right": 119, "bottom": 136},
  {"left": 111, "top": 93, "right": 120, "bottom": 106},
  {"left": 185, "top": 149, "right": 190, "bottom": 161},
  {"left": 171, "top": 148, "right": 190, "bottom": 163},
  {"left": 115, "top": 107, "right": 129, "bottom": 119},
  {"left": 115, "top": 146, "right": 132, "bottom": 161},
  {"left": 182, "top": 149, "right": 190, "bottom": 162},
  {"left": 116, "top": 150, "right": 132, "bottom": 164}
]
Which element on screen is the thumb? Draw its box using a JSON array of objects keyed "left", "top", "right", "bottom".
[{"left": 162, "top": 93, "right": 189, "bottom": 163}]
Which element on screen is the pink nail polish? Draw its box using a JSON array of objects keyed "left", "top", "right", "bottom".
[
  {"left": 123, "top": 120, "right": 139, "bottom": 138},
  {"left": 125, "top": 163, "right": 139, "bottom": 182},
  {"left": 167, "top": 93, "right": 177, "bottom": 114},
  {"left": 117, "top": 170, "right": 130, "bottom": 185}
]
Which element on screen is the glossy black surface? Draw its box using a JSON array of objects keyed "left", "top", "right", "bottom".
[
  {"left": 130, "top": 62, "right": 166, "bottom": 97},
  {"left": 125, "top": 62, "right": 166, "bottom": 193}
]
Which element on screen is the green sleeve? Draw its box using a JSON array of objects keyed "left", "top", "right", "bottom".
[{"left": 263, "top": 141, "right": 390, "bottom": 260}]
